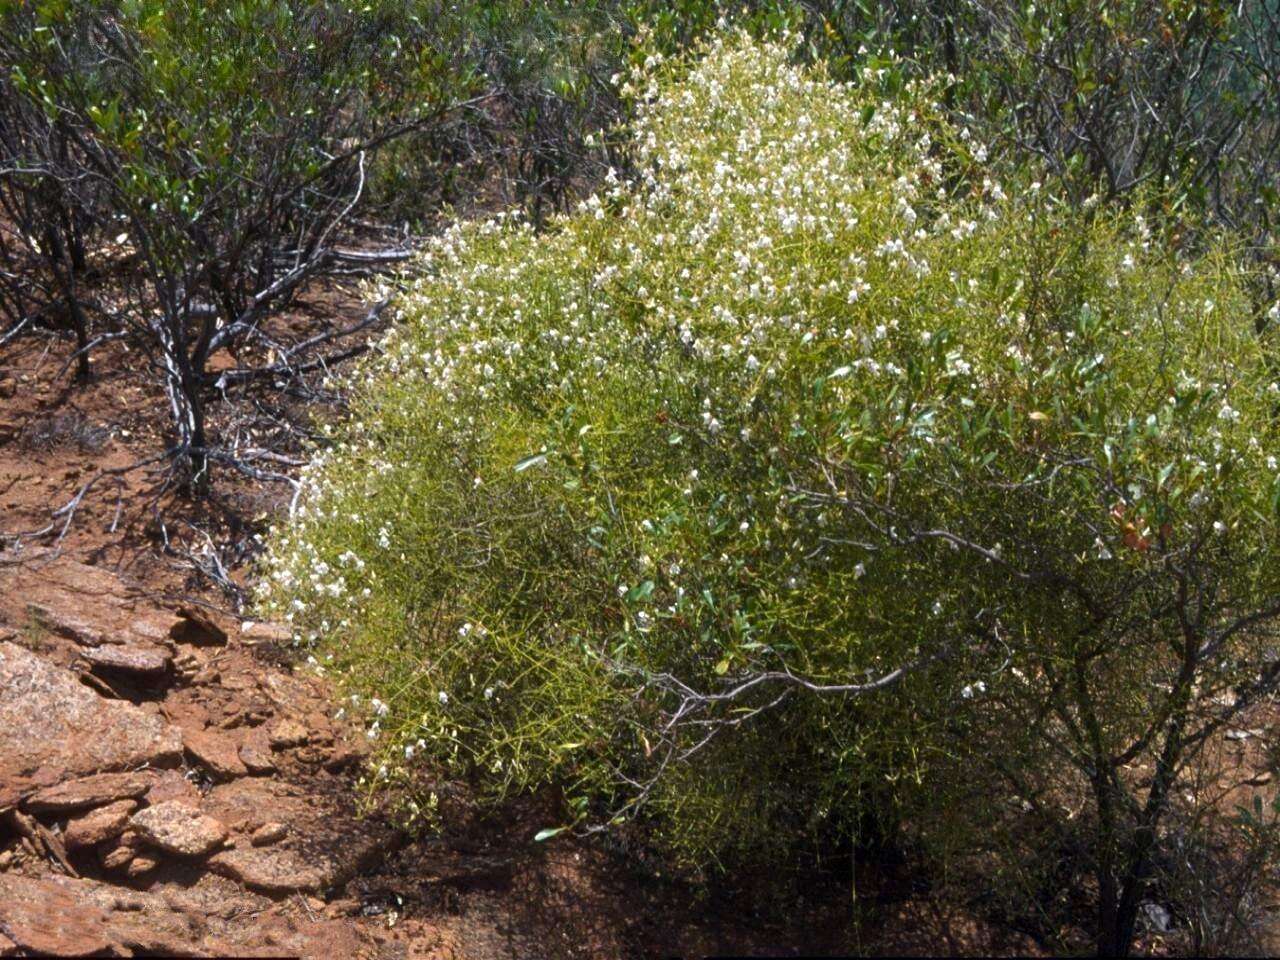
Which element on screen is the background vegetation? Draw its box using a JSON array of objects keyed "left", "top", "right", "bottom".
[
  {"left": 3, "top": 1, "right": 1280, "bottom": 956},
  {"left": 4, "top": 0, "right": 1278, "bottom": 490}
]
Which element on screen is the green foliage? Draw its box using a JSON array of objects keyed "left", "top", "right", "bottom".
[
  {"left": 632, "top": 0, "right": 1280, "bottom": 243},
  {"left": 3, "top": 0, "right": 475, "bottom": 271},
  {"left": 0, "top": 0, "right": 648, "bottom": 483},
  {"left": 263, "top": 32, "right": 1279, "bottom": 946}
]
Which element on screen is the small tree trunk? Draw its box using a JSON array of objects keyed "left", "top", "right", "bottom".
[
  {"left": 183, "top": 378, "right": 209, "bottom": 495},
  {"left": 68, "top": 293, "right": 91, "bottom": 383},
  {"left": 1096, "top": 867, "right": 1124, "bottom": 957},
  {"left": 155, "top": 308, "right": 209, "bottom": 495},
  {"left": 43, "top": 224, "right": 91, "bottom": 382}
]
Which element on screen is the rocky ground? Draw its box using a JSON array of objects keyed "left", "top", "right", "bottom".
[{"left": 0, "top": 554, "right": 399, "bottom": 957}]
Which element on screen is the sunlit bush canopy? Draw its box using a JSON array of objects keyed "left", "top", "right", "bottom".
[{"left": 261, "top": 33, "right": 1280, "bottom": 926}]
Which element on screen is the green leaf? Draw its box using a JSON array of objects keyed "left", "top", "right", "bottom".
[
  {"left": 514, "top": 452, "right": 547, "bottom": 472},
  {"left": 626, "top": 580, "right": 655, "bottom": 602},
  {"left": 534, "top": 826, "right": 568, "bottom": 842}
]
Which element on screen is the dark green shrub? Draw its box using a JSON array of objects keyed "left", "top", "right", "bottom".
[{"left": 0, "top": 0, "right": 640, "bottom": 489}]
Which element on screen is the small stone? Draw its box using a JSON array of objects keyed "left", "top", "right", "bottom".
[
  {"left": 81, "top": 643, "right": 171, "bottom": 679},
  {"left": 169, "top": 608, "right": 227, "bottom": 646},
  {"left": 268, "top": 719, "right": 308, "bottom": 749},
  {"left": 322, "top": 742, "right": 369, "bottom": 774},
  {"left": 240, "top": 621, "right": 292, "bottom": 644},
  {"left": 130, "top": 801, "right": 228, "bottom": 857},
  {"left": 183, "top": 728, "right": 247, "bottom": 781},
  {"left": 172, "top": 651, "right": 201, "bottom": 684},
  {"left": 24, "top": 772, "right": 152, "bottom": 814},
  {"left": 238, "top": 743, "right": 276, "bottom": 775},
  {"left": 1225, "top": 728, "right": 1265, "bottom": 741},
  {"left": 1139, "top": 901, "right": 1172, "bottom": 934},
  {"left": 126, "top": 851, "right": 161, "bottom": 879},
  {"left": 145, "top": 770, "right": 201, "bottom": 807},
  {"left": 250, "top": 822, "right": 288, "bottom": 847},
  {"left": 325, "top": 898, "right": 358, "bottom": 918},
  {"left": 99, "top": 837, "right": 137, "bottom": 871},
  {"left": 64, "top": 799, "right": 138, "bottom": 850}
]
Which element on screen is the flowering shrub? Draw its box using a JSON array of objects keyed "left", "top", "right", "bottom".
[{"left": 262, "top": 32, "right": 1280, "bottom": 949}]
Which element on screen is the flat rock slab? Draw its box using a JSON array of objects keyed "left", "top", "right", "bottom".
[
  {"left": 203, "top": 779, "right": 397, "bottom": 893},
  {"left": 238, "top": 741, "right": 276, "bottom": 775},
  {"left": 169, "top": 608, "right": 228, "bottom": 646},
  {"left": 0, "top": 872, "right": 237, "bottom": 957},
  {"left": 184, "top": 728, "right": 248, "bottom": 780},
  {"left": 268, "top": 718, "right": 309, "bottom": 749},
  {"left": 26, "top": 602, "right": 107, "bottom": 646},
  {"left": 0, "top": 872, "right": 121, "bottom": 957},
  {"left": 209, "top": 847, "right": 330, "bottom": 894},
  {"left": 0, "top": 641, "right": 182, "bottom": 785},
  {"left": 240, "top": 621, "right": 292, "bottom": 644},
  {"left": 128, "top": 612, "right": 183, "bottom": 645},
  {"left": 64, "top": 798, "right": 139, "bottom": 850},
  {"left": 31, "top": 560, "right": 136, "bottom": 601},
  {"left": 131, "top": 800, "right": 229, "bottom": 858},
  {"left": 24, "top": 771, "right": 153, "bottom": 814},
  {"left": 82, "top": 642, "right": 171, "bottom": 678}
]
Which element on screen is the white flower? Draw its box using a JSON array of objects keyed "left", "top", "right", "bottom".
[{"left": 437, "top": 690, "right": 450, "bottom": 706}]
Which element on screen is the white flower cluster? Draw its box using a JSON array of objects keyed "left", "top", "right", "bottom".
[{"left": 256, "top": 32, "right": 1279, "bottom": 796}]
